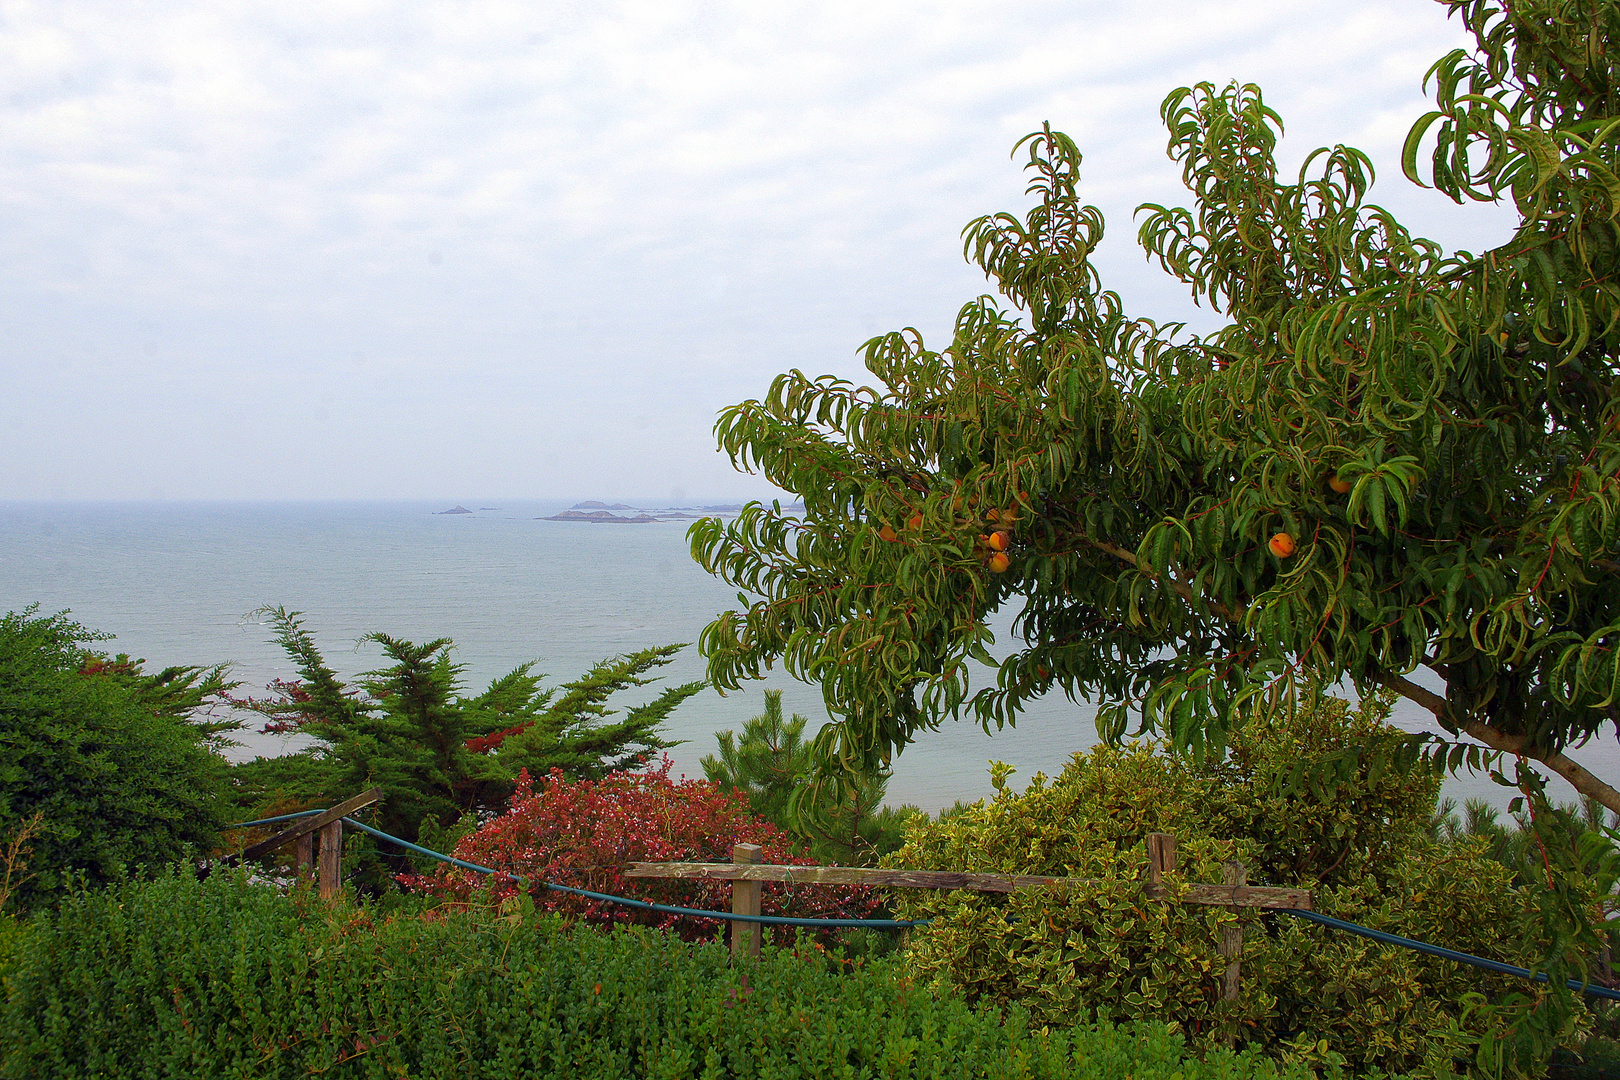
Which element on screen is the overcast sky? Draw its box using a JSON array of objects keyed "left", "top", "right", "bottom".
[{"left": 0, "top": 0, "right": 1518, "bottom": 503}]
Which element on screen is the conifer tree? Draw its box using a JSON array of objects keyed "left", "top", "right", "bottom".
[
  {"left": 230, "top": 607, "right": 702, "bottom": 870},
  {"left": 702, "top": 690, "right": 920, "bottom": 865},
  {"left": 0, "top": 607, "right": 236, "bottom": 907}
]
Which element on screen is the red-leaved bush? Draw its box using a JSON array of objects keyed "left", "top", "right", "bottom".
[{"left": 401, "top": 757, "right": 880, "bottom": 940}]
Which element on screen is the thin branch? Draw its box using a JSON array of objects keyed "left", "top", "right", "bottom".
[{"left": 1081, "top": 536, "right": 1239, "bottom": 621}]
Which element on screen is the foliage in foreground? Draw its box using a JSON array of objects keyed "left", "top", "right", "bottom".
[
  {"left": 887, "top": 693, "right": 1576, "bottom": 1078},
  {"left": 227, "top": 607, "right": 702, "bottom": 887},
  {"left": 404, "top": 757, "right": 881, "bottom": 939},
  {"left": 0, "top": 607, "right": 236, "bottom": 910},
  {"left": 702, "top": 689, "right": 924, "bottom": 865},
  {"left": 0, "top": 870, "right": 1340, "bottom": 1080}
]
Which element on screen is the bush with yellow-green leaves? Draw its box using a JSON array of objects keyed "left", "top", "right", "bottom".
[{"left": 886, "top": 693, "right": 1571, "bottom": 1078}]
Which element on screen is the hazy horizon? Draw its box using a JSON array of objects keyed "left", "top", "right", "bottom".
[{"left": 2, "top": 494, "right": 784, "bottom": 509}]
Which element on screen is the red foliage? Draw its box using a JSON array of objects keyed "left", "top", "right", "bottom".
[
  {"left": 462, "top": 720, "right": 535, "bottom": 755},
  {"left": 401, "top": 757, "right": 880, "bottom": 939},
  {"left": 220, "top": 678, "right": 326, "bottom": 734},
  {"left": 78, "top": 657, "right": 139, "bottom": 678}
]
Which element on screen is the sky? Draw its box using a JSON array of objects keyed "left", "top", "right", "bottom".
[{"left": 0, "top": 0, "right": 1521, "bottom": 504}]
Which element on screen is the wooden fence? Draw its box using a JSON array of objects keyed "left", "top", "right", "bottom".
[
  {"left": 626, "top": 832, "right": 1313, "bottom": 1009},
  {"left": 227, "top": 788, "right": 382, "bottom": 900},
  {"left": 229, "top": 800, "right": 1310, "bottom": 1013}
]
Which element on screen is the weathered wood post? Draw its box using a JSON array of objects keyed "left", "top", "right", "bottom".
[
  {"left": 1146, "top": 832, "right": 1177, "bottom": 887},
  {"left": 318, "top": 820, "right": 343, "bottom": 900},
  {"left": 1220, "top": 860, "right": 1246, "bottom": 1002},
  {"left": 234, "top": 788, "right": 380, "bottom": 897},
  {"left": 731, "top": 843, "right": 763, "bottom": 960},
  {"left": 1220, "top": 859, "right": 1247, "bottom": 1047},
  {"left": 296, "top": 833, "right": 314, "bottom": 878}
]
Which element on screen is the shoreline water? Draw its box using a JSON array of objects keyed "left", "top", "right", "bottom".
[{"left": 2, "top": 498, "right": 1611, "bottom": 817}]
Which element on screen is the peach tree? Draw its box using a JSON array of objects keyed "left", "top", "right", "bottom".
[{"left": 690, "top": 0, "right": 1620, "bottom": 815}]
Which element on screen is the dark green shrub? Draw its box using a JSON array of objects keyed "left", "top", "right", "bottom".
[
  {"left": 1, "top": 869, "right": 1340, "bottom": 1080},
  {"left": 0, "top": 608, "right": 233, "bottom": 909},
  {"left": 885, "top": 694, "right": 1560, "bottom": 1077}
]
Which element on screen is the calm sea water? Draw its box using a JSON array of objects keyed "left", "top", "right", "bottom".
[{"left": 1, "top": 499, "right": 1609, "bottom": 815}]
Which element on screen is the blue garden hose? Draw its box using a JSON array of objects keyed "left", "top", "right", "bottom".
[
  {"left": 339, "top": 814, "right": 930, "bottom": 929},
  {"left": 228, "top": 808, "right": 1620, "bottom": 996},
  {"left": 1278, "top": 907, "right": 1620, "bottom": 1002}
]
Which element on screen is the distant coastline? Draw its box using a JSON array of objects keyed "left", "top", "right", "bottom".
[
  {"left": 429, "top": 499, "right": 805, "bottom": 522},
  {"left": 544, "top": 509, "right": 661, "bottom": 524},
  {"left": 533, "top": 500, "right": 784, "bottom": 524}
]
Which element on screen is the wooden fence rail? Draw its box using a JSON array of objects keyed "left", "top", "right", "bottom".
[
  {"left": 227, "top": 787, "right": 382, "bottom": 900},
  {"left": 625, "top": 830, "right": 1312, "bottom": 1020},
  {"left": 623, "top": 861, "right": 1311, "bottom": 909},
  {"left": 229, "top": 799, "right": 1298, "bottom": 1031}
]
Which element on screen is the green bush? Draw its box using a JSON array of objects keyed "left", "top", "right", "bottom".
[
  {"left": 1, "top": 869, "right": 1340, "bottom": 1080},
  {"left": 885, "top": 694, "right": 1563, "bottom": 1077},
  {"left": 0, "top": 608, "right": 234, "bottom": 909}
]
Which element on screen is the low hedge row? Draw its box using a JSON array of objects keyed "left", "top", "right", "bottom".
[{"left": 0, "top": 870, "right": 1345, "bottom": 1080}]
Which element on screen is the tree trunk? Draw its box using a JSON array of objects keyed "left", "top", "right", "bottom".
[{"left": 1374, "top": 670, "right": 1620, "bottom": 817}]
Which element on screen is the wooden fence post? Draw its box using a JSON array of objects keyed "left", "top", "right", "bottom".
[
  {"left": 1147, "top": 832, "right": 1177, "bottom": 888},
  {"left": 1220, "top": 860, "right": 1246, "bottom": 1000},
  {"left": 296, "top": 833, "right": 313, "bottom": 880},
  {"left": 318, "top": 820, "right": 343, "bottom": 900},
  {"left": 1221, "top": 859, "right": 1246, "bottom": 1046},
  {"left": 731, "top": 843, "right": 763, "bottom": 960}
]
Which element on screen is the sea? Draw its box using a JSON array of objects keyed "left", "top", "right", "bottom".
[{"left": 1, "top": 498, "right": 1611, "bottom": 817}]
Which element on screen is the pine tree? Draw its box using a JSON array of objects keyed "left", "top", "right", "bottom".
[{"left": 702, "top": 690, "right": 921, "bottom": 865}]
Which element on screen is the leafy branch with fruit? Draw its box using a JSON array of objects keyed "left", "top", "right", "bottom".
[{"left": 690, "top": 0, "right": 1620, "bottom": 822}]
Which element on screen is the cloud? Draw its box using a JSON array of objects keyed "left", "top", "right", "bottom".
[{"left": 0, "top": 0, "right": 1517, "bottom": 499}]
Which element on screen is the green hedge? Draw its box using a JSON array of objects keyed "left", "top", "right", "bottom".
[{"left": 0, "top": 870, "right": 1344, "bottom": 1080}]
